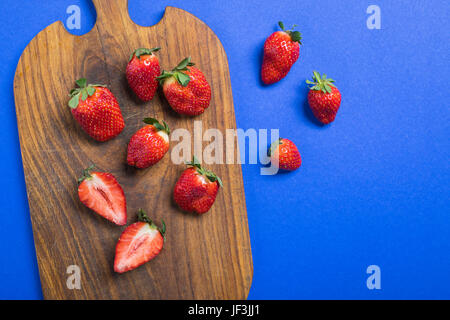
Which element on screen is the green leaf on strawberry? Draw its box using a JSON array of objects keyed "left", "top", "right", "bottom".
[
  {"left": 186, "top": 156, "right": 223, "bottom": 187},
  {"left": 137, "top": 208, "right": 166, "bottom": 241},
  {"left": 278, "top": 21, "right": 302, "bottom": 44},
  {"left": 129, "top": 47, "right": 161, "bottom": 62},
  {"left": 143, "top": 117, "right": 170, "bottom": 135},
  {"left": 77, "top": 164, "right": 96, "bottom": 183},
  {"left": 156, "top": 57, "right": 195, "bottom": 87},
  {"left": 306, "top": 71, "right": 337, "bottom": 94},
  {"left": 68, "top": 78, "right": 107, "bottom": 109}
]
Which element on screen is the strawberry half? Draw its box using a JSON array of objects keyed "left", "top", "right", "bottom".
[
  {"left": 68, "top": 78, "right": 125, "bottom": 141},
  {"left": 306, "top": 71, "right": 342, "bottom": 124},
  {"left": 126, "top": 47, "right": 161, "bottom": 101},
  {"left": 173, "top": 156, "right": 222, "bottom": 214},
  {"left": 114, "top": 209, "right": 166, "bottom": 273},
  {"left": 77, "top": 165, "right": 127, "bottom": 225},
  {"left": 261, "top": 21, "right": 302, "bottom": 85},
  {"left": 268, "top": 138, "right": 302, "bottom": 171},
  {"left": 127, "top": 118, "right": 170, "bottom": 169},
  {"left": 157, "top": 57, "right": 211, "bottom": 116}
]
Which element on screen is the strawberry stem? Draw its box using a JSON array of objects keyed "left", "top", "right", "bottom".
[
  {"left": 137, "top": 209, "right": 166, "bottom": 241},
  {"left": 78, "top": 164, "right": 95, "bottom": 183},
  {"left": 306, "top": 71, "right": 336, "bottom": 94},
  {"left": 186, "top": 156, "right": 223, "bottom": 187},
  {"left": 68, "top": 78, "right": 106, "bottom": 109},
  {"left": 142, "top": 118, "right": 170, "bottom": 135},
  {"left": 277, "top": 21, "right": 302, "bottom": 44},
  {"left": 156, "top": 57, "right": 195, "bottom": 87},
  {"left": 129, "top": 47, "right": 160, "bottom": 62}
]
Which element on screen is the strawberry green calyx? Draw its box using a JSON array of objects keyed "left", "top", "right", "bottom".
[
  {"left": 129, "top": 47, "right": 160, "bottom": 62},
  {"left": 78, "top": 164, "right": 96, "bottom": 183},
  {"left": 278, "top": 21, "right": 302, "bottom": 44},
  {"left": 156, "top": 56, "right": 195, "bottom": 87},
  {"left": 306, "top": 71, "right": 337, "bottom": 94},
  {"left": 142, "top": 117, "right": 170, "bottom": 135},
  {"left": 267, "top": 138, "right": 283, "bottom": 157},
  {"left": 186, "top": 156, "right": 223, "bottom": 187},
  {"left": 137, "top": 209, "right": 166, "bottom": 241},
  {"left": 68, "top": 78, "right": 106, "bottom": 109}
]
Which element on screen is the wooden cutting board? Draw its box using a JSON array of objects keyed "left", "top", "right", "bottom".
[{"left": 13, "top": 0, "right": 252, "bottom": 299}]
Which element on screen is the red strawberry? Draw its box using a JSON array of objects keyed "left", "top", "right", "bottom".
[
  {"left": 127, "top": 118, "right": 170, "bottom": 169},
  {"left": 77, "top": 165, "right": 127, "bottom": 225},
  {"left": 126, "top": 47, "right": 161, "bottom": 101},
  {"left": 268, "top": 138, "right": 302, "bottom": 171},
  {"left": 157, "top": 57, "right": 211, "bottom": 116},
  {"left": 114, "top": 209, "right": 165, "bottom": 273},
  {"left": 306, "top": 71, "right": 342, "bottom": 124},
  {"left": 68, "top": 78, "right": 125, "bottom": 141},
  {"left": 173, "top": 156, "right": 222, "bottom": 214},
  {"left": 261, "top": 21, "right": 302, "bottom": 85}
]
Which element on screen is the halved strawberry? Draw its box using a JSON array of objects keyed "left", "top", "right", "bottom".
[
  {"left": 114, "top": 209, "right": 166, "bottom": 273},
  {"left": 77, "top": 165, "right": 127, "bottom": 225}
]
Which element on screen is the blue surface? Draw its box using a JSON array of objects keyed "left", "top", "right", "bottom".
[{"left": 0, "top": 0, "right": 449, "bottom": 299}]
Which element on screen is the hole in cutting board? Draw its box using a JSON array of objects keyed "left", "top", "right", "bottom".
[
  {"left": 127, "top": 0, "right": 166, "bottom": 27},
  {"left": 62, "top": 0, "right": 96, "bottom": 36},
  {"left": 61, "top": 0, "right": 168, "bottom": 35}
]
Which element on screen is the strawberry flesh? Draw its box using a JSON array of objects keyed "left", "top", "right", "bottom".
[
  {"left": 78, "top": 172, "right": 127, "bottom": 225},
  {"left": 114, "top": 221, "right": 164, "bottom": 273}
]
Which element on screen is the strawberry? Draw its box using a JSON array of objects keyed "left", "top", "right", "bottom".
[
  {"left": 126, "top": 47, "right": 161, "bottom": 101},
  {"left": 68, "top": 78, "right": 125, "bottom": 141},
  {"left": 306, "top": 71, "right": 342, "bottom": 124},
  {"left": 261, "top": 21, "right": 302, "bottom": 85},
  {"left": 127, "top": 118, "right": 170, "bottom": 169},
  {"left": 157, "top": 57, "right": 211, "bottom": 116},
  {"left": 114, "top": 209, "right": 165, "bottom": 273},
  {"left": 173, "top": 156, "right": 222, "bottom": 214},
  {"left": 77, "top": 165, "right": 127, "bottom": 225},
  {"left": 268, "top": 138, "right": 302, "bottom": 171}
]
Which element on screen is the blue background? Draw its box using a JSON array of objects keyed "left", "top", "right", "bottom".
[{"left": 0, "top": 0, "right": 449, "bottom": 299}]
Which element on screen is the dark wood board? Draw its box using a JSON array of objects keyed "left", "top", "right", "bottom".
[{"left": 13, "top": 0, "right": 252, "bottom": 299}]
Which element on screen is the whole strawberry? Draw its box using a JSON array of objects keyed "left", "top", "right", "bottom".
[
  {"left": 114, "top": 209, "right": 165, "bottom": 273},
  {"left": 78, "top": 165, "right": 127, "bottom": 225},
  {"left": 127, "top": 118, "right": 170, "bottom": 169},
  {"left": 268, "top": 138, "right": 301, "bottom": 171},
  {"left": 261, "top": 21, "right": 302, "bottom": 85},
  {"left": 174, "top": 156, "right": 222, "bottom": 214},
  {"left": 68, "top": 78, "right": 125, "bottom": 141},
  {"left": 126, "top": 47, "right": 161, "bottom": 101},
  {"left": 157, "top": 57, "right": 211, "bottom": 116},
  {"left": 306, "top": 71, "right": 342, "bottom": 124}
]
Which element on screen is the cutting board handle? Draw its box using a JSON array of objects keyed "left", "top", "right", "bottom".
[{"left": 92, "top": 0, "right": 132, "bottom": 27}]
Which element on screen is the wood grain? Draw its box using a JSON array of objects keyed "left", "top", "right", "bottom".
[{"left": 13, "top": 0, "right": 252, "bottom": 299}]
